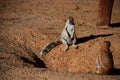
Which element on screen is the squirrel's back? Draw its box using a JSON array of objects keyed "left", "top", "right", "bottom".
[{"left": 40, "top": 40, "right": 62, "bottom": 55}]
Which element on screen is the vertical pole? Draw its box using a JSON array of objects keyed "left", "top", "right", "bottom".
[{"left": 96, "top": 0, "right": 114, "bottom": 26}]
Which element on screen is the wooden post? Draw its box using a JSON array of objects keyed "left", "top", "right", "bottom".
[{"left": 96, "top": 0, "right": 114, "bottom": 26}]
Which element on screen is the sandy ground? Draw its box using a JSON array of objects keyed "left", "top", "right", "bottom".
[{"left": 0, "top": 0, "right": 120, "bottom": 80}]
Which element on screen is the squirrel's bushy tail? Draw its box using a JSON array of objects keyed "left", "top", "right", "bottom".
[{"left": 40, "top": 40, "right": 62, "bottom": 55}]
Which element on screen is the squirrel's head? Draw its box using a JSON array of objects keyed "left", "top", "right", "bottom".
[
  {"left": 68, "top": 16, "right": 74, "bottom": 25},
  {"left": 103, "top": 41, "right": 111, "bottom": 47}
]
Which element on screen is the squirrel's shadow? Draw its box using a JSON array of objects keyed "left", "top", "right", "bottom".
[
  {"left": 76, "top": 34, "right": 113, "bottom": 44},
  {"left": 110, "top": 69, "right": 120, "bottom": 75}
]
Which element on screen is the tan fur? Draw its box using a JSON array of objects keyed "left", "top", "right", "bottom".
[{"left": 95, "top": 41, "right": 114, "bottom": 75}]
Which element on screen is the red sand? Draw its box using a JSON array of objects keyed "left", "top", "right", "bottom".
[{"left": 0, "top": 0, "right": 120, "bottom": 80}]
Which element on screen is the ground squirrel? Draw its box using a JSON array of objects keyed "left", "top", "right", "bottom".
[{"left": 40, "top": 16, "right": 78, "bottom": 55}]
